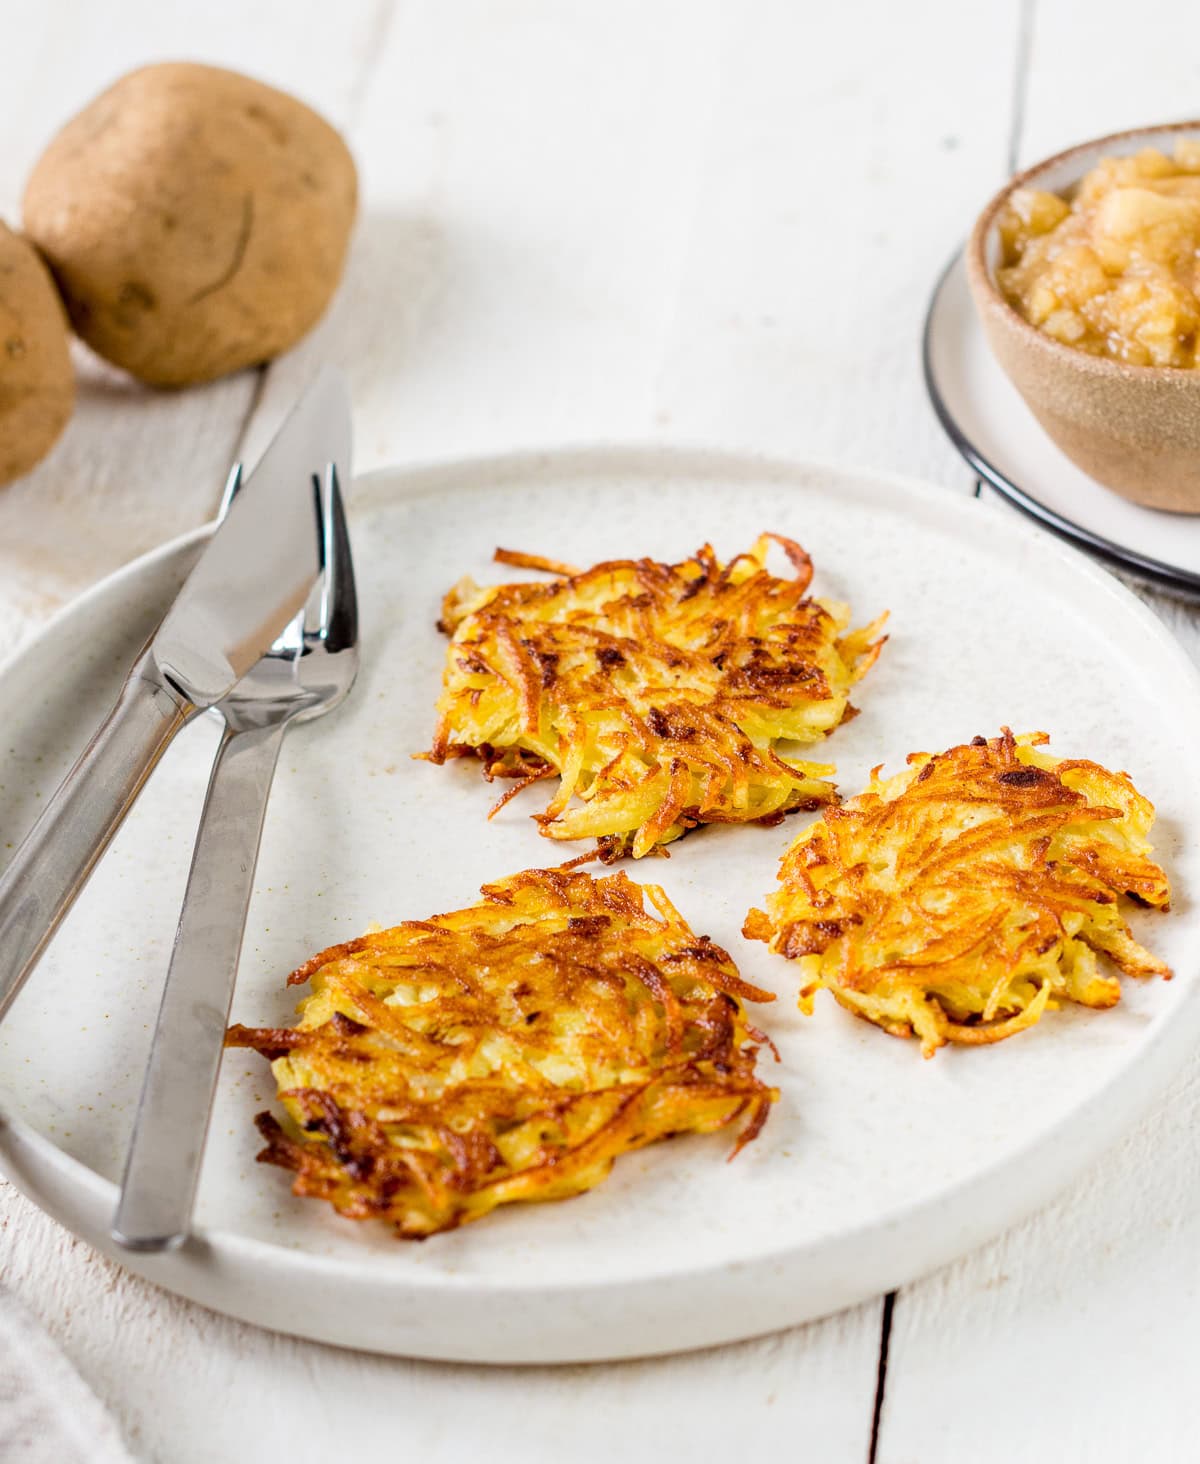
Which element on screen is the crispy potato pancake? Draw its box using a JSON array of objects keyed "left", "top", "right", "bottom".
[
  {"left": 744, "top": 729, "right": 1171, "bottom": 1057},
  {"left": 426, "top": 535, "right": 886, "bottom": 859},
  {"left": 226, "top": 867, "right": 777, "bottom": 1238}
]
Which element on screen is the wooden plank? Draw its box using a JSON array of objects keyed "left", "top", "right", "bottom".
[
  {"left": 879, "top": 1058, "right": 1200, "bottom": 1463},
  {"left": 878, "top": 7, "right": 1200, "bottom": 1451},
  {"left": 241, "top": 0, "right": 755, "bottom": 469},
  {"left": 248, "top": 0, "right": 1019, "bottom": 493},
  {"left": 1018, "top": 0, "right": 1200, "bottom": 165},
  {"left": 648, "top": 0, "right": 1023, "bottom": 485}
]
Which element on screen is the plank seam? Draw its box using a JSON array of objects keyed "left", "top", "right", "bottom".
[
  {"left": 867, "top": 1291, "right": 896, "bottom": 1464},
  {"left": 346, "top": 0, "right": 400, "bottom": 131},
  {"left": 1007, "top": 0, "right": 1037, "bottom": 172}
]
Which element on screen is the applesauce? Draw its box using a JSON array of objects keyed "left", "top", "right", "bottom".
[{"left": 996, "top": 141, "right": 1200, "bottom": 368}]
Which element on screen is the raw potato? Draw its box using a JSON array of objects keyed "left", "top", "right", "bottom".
[
  {"left": 23, "top": 63, "right": 357, "bottom": 388},
  {"left": 0, "top": 224, "right": 74, "bottom": 485}
]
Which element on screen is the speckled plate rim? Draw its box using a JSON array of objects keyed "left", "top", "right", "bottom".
[
  {"left": 923, "top": 248, "right": 1200, "bottom": 601},
  {"left": 3, "top": 441, "right": 1200, "bottom": 1362}
]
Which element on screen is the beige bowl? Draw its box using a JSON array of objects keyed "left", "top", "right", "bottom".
[{"left": 967, "top": 122, "right": 1200, "bottom": 513}]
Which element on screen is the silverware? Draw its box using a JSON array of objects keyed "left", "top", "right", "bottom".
[
  {"left": 0, "top": 367, "right": 351, "bottom": 1027},
  {"left": 113, "top": 459, "right": 359, "bottom": 1252}
]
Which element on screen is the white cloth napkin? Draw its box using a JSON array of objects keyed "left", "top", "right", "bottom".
[{"left": 0, "top": 1284, "right": 135, "bottom": 1464}]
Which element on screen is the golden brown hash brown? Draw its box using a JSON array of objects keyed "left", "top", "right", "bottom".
[
  {"left": 425, "top": 535, "right": 886, "bottom": 859},
  {"left": 226, "top": 867, "right": 777, "bottom": 1238},
  {"left": 744, "top": 729, "right": 1171, "bottom": 1057}
]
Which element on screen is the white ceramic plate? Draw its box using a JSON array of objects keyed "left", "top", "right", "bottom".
[
  {"left": 2, "top": 445, "right": 1200, "bottom": 1364},
  {"left": 924, "top": 250, "right": 1200, "bottom": 598}
]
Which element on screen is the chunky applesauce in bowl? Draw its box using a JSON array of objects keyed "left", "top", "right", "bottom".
[
  {"left": 996, "top": 141, "right": 1200, "bottom": 369},
  {"left": 967, "top": 123, "right": 1200, "bottom": 512}
]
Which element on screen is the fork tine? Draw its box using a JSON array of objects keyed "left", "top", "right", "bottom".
[
  {"left": 216, "top": 462, "right": 244, "bottom": 523},
  {"left": 315, "top": 468, "right": 334, "bottom": 637},
  {"left": 319, "top": 462, "right": 358, "bottom": 650},
  {"left": 224, "top": 460, "right": 350, "bottom": 657}
]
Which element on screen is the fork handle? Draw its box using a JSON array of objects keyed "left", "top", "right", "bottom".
[
  {"left": 0, "top": 656, "right": 191, "bottom": 1025},
  {"left": 113, "top": 715, "right": 289, "bottom": 1251}
]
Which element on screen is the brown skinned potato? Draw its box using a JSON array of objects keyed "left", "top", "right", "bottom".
[
  {"left": 23, "top": 63, "right": 357, "bottom": 388},
  {"left": 0, "top": 224, "right": 74, "bottom": 485}
]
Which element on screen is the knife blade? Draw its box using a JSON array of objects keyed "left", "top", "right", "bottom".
[
  {"left": 0, "top": 366, "right": 352, "bottom": 1025},
  {"left": 154, "top": 367, "right": 352, "bottom": 706}
]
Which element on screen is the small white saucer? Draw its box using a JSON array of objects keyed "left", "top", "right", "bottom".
[{"left": 924, "top": 250, "right": 1200, "bottom": 599}]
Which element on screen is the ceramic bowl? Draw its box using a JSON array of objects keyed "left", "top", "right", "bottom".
[{"left": 967, "top": 122, "right": 1200, "bottom": 513}]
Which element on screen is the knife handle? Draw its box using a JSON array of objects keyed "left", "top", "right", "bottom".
[
  {"left": 113, "top": 715, "right": 288, "bottom": 1251},
  {"left": 0, "top": 656, "right": 191, "bottom": 1025}
]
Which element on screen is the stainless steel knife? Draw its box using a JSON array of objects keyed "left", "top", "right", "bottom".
[{"left": 0, "top": 366, "right": 353, "bottom": 1025}]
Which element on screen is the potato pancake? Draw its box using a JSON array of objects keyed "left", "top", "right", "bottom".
[
  {"left": 744, "top": 729, "right": 1171, "bottom": 1056},
  {"left": 227, "top": 867, "right": 777, "bottom": 1238},
  {"left": 426, "top": 535, "right": 886, "bottom": 859}
]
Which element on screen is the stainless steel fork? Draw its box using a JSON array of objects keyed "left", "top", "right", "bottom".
[{"left": 113, "top": 464, "right": 359, "bottom": 1252}]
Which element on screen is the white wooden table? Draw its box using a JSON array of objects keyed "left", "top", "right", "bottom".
[{"left": 3, "top": 3, "right": 1200, "bottom": 1459}]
